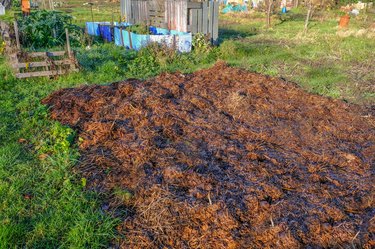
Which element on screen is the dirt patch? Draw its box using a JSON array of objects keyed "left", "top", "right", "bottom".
[{"left": 42, "top": 62, "right": 375, "bottom": 248}]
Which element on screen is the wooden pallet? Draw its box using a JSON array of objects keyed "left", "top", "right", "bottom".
[
  {"left": 1, "top": 21, "right": 78, "bottom": 79},
  {"left": 13, "top": 50, "right": 78, "bottom": 79}
]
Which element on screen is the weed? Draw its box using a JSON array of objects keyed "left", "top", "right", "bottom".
[
  {"left": 192, "top": 33, "right": 211, "bottom": 52},
  {"left": 0, "top": 40, "right": 5, "bottom": 55},
  {"left": 113, "top": 187, "right": 133, "bottom": 205}
]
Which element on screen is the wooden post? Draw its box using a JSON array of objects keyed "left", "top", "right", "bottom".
[
  {"left": 65, "top": 28, "right": 71, "bottom": 58},
  {"left": 208, "top": 1, "right": 214, "bottom": 41},
  {"left": 212, "top": 1, "right": 219, "bottom": 45},
  {"left": 13, "top": 21, "right": 21, "bottom": 50},
  {"left": 202, "top": 1, "right": 208, "bottom": 34},
  {"left": 304, "top": 1, "right": 313, "bottom": 34},
  {"left": 120, "top": 27, "right": 124, "bottom": 46},
  {"left": 172, "top": 34, "right": 176, "bottom": 50},
  {"left": 65, "top": 28, "right": 76, "bottom": 71},
  {"left": 127, "top": 29, "right": 133, "bottom": 49}
]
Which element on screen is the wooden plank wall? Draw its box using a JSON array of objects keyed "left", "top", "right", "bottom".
[
  {"left": 187, "top": 1, "right": 219, "bottom": 44},
  {"left": 165, "top": 0, "right": 188, "bottom": 32},
  {"left": 149, "top": 0, "right": 167, "bottom": 28},
  {"left": 121, "top": 0, "right": 219, "bottom": 43},
  {"left": 128, "top": 0, "right": 149, "bottom": 24}
]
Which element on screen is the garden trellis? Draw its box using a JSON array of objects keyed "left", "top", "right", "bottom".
[{"left": 120, "top": 0, "right": 219, "bottom": 43}]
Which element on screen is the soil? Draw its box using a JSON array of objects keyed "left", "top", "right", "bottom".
[{"left": 42, "top": 62, "right": 375, "bottom": 249}]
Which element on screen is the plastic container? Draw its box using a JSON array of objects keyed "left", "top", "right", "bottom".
[
  {"left": 0, "top": 4, "right": 5, "bottom": 16},
  {"left": 339, "top": 15, "right": 350, "bottom": 28}
]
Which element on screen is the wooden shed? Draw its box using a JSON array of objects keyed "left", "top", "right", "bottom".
[{"left": 120, "top": 0, "right": 219, "bottom": 43}]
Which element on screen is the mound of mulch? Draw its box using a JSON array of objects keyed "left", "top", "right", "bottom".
[{"left": 42, "top": 62, "right": 375, "bottom": 248}]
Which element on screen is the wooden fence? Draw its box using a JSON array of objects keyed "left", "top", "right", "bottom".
[
  {"left": 121, "top": 0, "right": 219, "bottom": 43},
  {"left": 0, "top": 21, "right": 78, "bottom": 79}
]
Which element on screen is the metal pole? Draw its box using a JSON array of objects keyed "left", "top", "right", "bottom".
[{"left": 90, "top": 0, "right": 94, "bottom": 23}]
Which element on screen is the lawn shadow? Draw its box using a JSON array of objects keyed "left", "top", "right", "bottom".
[{"left": 218, "top": 27, "right": 258, "bottom": 43}]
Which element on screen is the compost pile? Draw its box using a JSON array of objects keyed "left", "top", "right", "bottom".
[{"left": 43, "top": 63, "right": 375, "bottom": 248}]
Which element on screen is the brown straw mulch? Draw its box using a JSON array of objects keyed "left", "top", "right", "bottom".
[{"left": 42, "top": 62, "right": 375, "bottom": 248}]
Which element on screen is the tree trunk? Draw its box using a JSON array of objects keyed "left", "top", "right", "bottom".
[
  {"left": 266, "top": 0, "right": 273, "bottom": 29},
  {"left": 304, "top": 2, "right": 313, "bottom": 33}
]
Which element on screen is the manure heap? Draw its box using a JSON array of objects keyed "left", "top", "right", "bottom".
[{"left": 43, "top": 63, "right": 375, "bottom": 248}]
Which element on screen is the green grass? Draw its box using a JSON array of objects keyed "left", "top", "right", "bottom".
[
  {"left": 0, "top": 5, "right": 374, "bottom": 248},
  {"left": 0, "top": 42, "right": 217, "bottom": 247},
  {"left": 0, "top": 57, "right": 120, "bottom": 248},
  {"left": 0, "top": 0, "right": 118, "bottom": 26},
  {"left": 219, "top": 10, "right": 375, "bottom": 104}
]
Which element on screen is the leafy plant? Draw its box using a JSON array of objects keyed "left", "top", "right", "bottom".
[
  {"left": 11, "top": 0, "right": 20, "bottom": 9},
  {"left": 17, "top": 10, "right": 82, "bottom": 49},
  {"left": 127, "top": 48, "right": 160, "bottom": 78},
  {"left": 0, "top": 39, "right": 5, "bottom": 55},
  {"left": 125, "top": 24, "right": 151, "bottom": 35},
  {"left": 192, "top": 33, "right": 211, "bottom": 52}
]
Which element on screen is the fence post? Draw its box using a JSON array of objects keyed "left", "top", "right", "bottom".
[
  {"left": 208, "top": 1, "right": 213, "bottom": 42},
  {"left": 65, "top": 28, "right": 76, "bottom": 71},
  {"left": 127, "top": 29, "right": 133, "bottom": 49},
  {"left": 13, "top": 21, "right": 21, "bottom": 50},
  {"left": 65, "top": 28, "right": 71, "bottom": 58},
  {"left": 212, "top": 1, "right": 219, "bottom": 45},
  {"left": 202, "top": 1, "right": 208, "bottom": 34},
  {"left": 173, "top": 34, "right": 176, "bottom": 50},
  {"left": 120, "top": 27, "right": 124, "bottom": 46}
]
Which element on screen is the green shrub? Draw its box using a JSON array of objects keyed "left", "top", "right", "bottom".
[
  {"left": 77, "top": 41, "right": 218, "bottom": 81},
  {"left": 76, "top": 43, "right": 136, "bottom": 72},
  {"left": 17, "top": 10, "right": 82, "bottom": 49},
  {"left": 127, "top": 46, "right": 161, "bottom": 78},
  {"left": 192, "top": 33, "right": 211, "bottom": 52}
]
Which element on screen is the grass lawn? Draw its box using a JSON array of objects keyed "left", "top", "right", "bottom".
[
  {"left": 219, "top": 9, "right": 375, "bottom": 104},
  {"left": 0, "top": 58, "right": 120, "bottom": 247},
  {"left": 0, "top": 4, "right": 374, "bottom": 247}
]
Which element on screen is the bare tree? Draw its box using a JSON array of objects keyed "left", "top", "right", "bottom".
[
  {"left": 265, "top": 0, "right": 274, "bottom": 29},
  {"left": 304, "top": 0, "right": 313, "bottom": 33}
]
